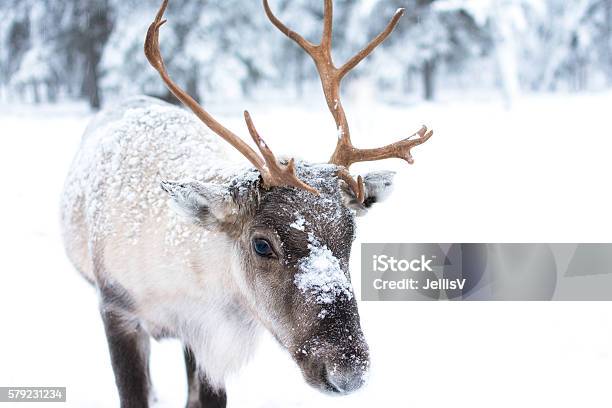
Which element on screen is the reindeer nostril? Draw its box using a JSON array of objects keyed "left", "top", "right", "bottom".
[{"left": 324, "top": 362, "right": 366, "bottom": 394}]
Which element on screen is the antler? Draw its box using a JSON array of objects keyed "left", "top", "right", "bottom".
[
  {"left": 145, "top": 0, "right": 318, "bottom": 195},
  {"left": 264, "top": 0, "right": 433, "bottom": 201}
]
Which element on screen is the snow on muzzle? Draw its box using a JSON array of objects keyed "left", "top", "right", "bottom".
[
  {"left": 293, "top": 239, "right": 370, "bottom": 394},
  {"left": 293, "top": 311, "right": 370, "bottom": 395}
]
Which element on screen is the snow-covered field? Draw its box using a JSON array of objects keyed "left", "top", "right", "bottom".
[{"left": 1, "top": 92, "right": 612, "bottom": 407}]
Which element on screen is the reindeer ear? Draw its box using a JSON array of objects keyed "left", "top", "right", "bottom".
[
  {"left": 341, "top": 171, "right": 396, "bottom": 216},
  {"left": 160, "top": 180, "right": 239, "bottom": 224}
]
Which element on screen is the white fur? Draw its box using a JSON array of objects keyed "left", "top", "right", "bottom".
[
  {"left": 61, "top": 96, "right": 262, "bottom": 388},
  {"left": 362, "top": 170, "right": 396, "bottom": 203},
  {"left": 340, "top": 170, "right": 396, "bottom": 216},
  {"left": 162, "top": 180, "right": 239, "bottom": 223}
]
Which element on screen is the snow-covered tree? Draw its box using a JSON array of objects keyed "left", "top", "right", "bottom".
[
  {"left": 517, "top": 0, "right": 612, "bottom": 91},
  {"left": 1, "top": 0, "right": 611, "bottom": 107},
  {"left": 436, "top": 0, "right": 527, "bottom": 106},
  {"left": 367, "top": 0, "right": 487, "bottom": 101}
]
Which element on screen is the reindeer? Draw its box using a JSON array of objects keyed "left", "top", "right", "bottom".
[{"left": 60, "top": 0, "right": 432, "bottom": 407}]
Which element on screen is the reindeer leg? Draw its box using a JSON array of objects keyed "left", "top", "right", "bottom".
[
  {"left": 184, "top": 347, "right": 227, "bottom": 408},
  {"left": 101, "top": 306, "right": 151, "bottom": 408}
]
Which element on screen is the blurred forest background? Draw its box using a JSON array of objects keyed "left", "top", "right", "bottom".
[{"left": 0, "top": 0, "right": 611, "bottom": 109}]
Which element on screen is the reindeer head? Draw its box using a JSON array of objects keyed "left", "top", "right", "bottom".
[{"left": 145, "top": 0, "right": 433, "bottom": 395}]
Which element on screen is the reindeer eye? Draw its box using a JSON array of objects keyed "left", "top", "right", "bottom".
[{"left": 253, "top": 238, "right": 274, "bottom": 258}]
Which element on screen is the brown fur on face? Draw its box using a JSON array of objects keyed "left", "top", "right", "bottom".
[{"left": 225, "top": 164, "right": 369, "bottom": 394}]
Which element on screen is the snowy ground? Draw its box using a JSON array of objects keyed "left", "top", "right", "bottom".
[{"left": 1, "top": 92, "right": 612, "bottom": 407}]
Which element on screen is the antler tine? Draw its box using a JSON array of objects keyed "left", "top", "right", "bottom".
[
  {"left": 244, "top": 112, "right": 319, "bottom": 195},
  {"left": 338, "top": 168, "right": 365, "bottom": 204},
  {"left": 321, "top": 0, "right": 334, "bottom": 49},
  {"left": 347, "top": 126, "right": 434, "bottom": 166},
  {"left": 146, "top": 0, "right": 318, "bottom": 195},
  {"left": 338, "top": 8, "right": 405, "bottom": 79},
  {"left": 263, "top": 0, "right": 315, "bottom": 53},
  {"left": 330, "top": 125, "right": 433, "bottom": 204}
]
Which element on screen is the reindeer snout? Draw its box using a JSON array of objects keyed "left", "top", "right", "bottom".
[
  {"left": 297, "top": 336, "right": 370, "bottom": 395},
  {"left": 319, "top": 339, "right": 370, "bottom": 395},
  {"left": 324, "top": 360, "right": 367, "bottom": 394}
]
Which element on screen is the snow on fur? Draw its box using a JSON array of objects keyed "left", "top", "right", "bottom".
[
  {"left": 289, "top": 213, "right": 306, "bottom": 231},
  {"left": 294, "top": 234, "right": 353, "bottom": 304},
  {"left": 61, "top": 96, "right": 249, "bottom": 251}
]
